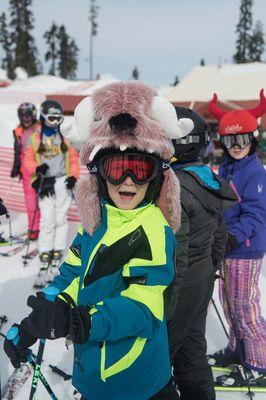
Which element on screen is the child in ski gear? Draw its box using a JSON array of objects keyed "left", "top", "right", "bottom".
[
  {"left": 24, "top": 100, "right": 79, "bottom": 285},
  {"left": 154, "top": 108, "right": 237, "bottom": 400},
  {"left": 10, "top": 103, "right": 40, "bottom": 240},
  {"left": 208, "top": 90, "right": 266, "bottom": 388},
  {"left": 4, "top": 81, "right": 194, "bottom": 400}
]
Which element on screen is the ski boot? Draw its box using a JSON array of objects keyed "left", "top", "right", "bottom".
[
  {"left": 33, "top": 252, "right": 52, "bottom": 289},
  {"left": 46, "top": 250, "right": 63, "bottom": 283},
  {"left": 216, "top": 365, "right": 266, "bottom": 388},
  {"left": 207, "top": 347, "right": 240, "bottom": 368}
]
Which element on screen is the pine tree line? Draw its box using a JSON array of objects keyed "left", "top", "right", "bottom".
[
  {"left": 0, "top": 0, "right": 79, "bottom": 80},
  {"left": 233, "top": 0, "right": 265, "bottom": 63}
]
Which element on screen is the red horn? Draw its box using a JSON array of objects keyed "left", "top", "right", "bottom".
[
  {"left": 208, "top": 93, "right": 228, "bottom": 120},
  {"left": 248, "top": 89, "right": 266, "bottom": 118}
]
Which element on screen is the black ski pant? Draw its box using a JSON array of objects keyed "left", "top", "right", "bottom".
[{"left": 153, "top": 273, "right": 216, "bottom": 400}]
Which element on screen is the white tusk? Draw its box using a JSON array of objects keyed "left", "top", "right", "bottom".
[
  {"left": 74, "top": 96, "right": 94, "bottom": 144},
  {"left": 151, "top": 96, "right": 194, "bottom": 139}
]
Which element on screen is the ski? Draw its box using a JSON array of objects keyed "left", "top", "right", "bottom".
[
  {"left": 0, "top": 243, "right": 27, "bottom": 257},
  {"left": 2, "top": 364, "right": 32, "bottom": 400},
  {"left": 22, "top": 248, "right": 38, "bottom": 261},
  {"left": 215, "top": 385, "right": 266, "bottom": 393}
]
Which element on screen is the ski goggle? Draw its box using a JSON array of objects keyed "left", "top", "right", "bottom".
[
  {"left": 88, "top": 153, "right": 168, "bottom": 185},
  {"left": 41, "top": 112, "right": 64, "bottom": 126},
  {"left": 221, "top": 133, "right": 254, "bottom": 149}
]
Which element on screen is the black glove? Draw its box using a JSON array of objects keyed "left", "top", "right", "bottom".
[
  {"left": 20, "top": 292, "right": 70, "bottom": 340},
  {"left": 4, "top": 323, "right": 37, "bottom": 368},
  {"left": 32, "top": 177, "right": 55, "bottom": 198},
  {"left": 0, "top": 198, "right": 8, "bottom": 216},
  {"left": 226, "top": 233, "right": 238, "bottom": 254},
  {"left": 36, "top": 163, "right": 49, "bottom": 176},
  {"left": 69, "top": 306, "right": 91, "bottom": 344},
  {"left": 65, "top": 176, "right": 77, "bottom": 190},
  {"left": 10, "top": 164, "right": 21, "bottom": 178}
]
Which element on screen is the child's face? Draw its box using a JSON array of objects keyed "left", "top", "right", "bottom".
[
  {"left": 106, "top": 176, "right": 149, "bottom": 210},
  {"left": 228, "top": 143, "right": 251, "bottom": 160}
]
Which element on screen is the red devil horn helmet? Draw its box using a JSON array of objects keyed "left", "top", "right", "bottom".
[
  {"left": 247, "top": 89, "right": 266, "bottom": 118},
  {"left": 208, "top": 93, "right": 228, "bottom": 120}
]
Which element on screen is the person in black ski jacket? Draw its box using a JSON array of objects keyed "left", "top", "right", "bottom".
[{"left": 154, "top": 108, "right": 237, "bottom": 400}]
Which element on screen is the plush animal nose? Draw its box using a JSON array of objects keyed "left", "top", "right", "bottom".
[{"left": 109, "top": 113, "right": 137, "bottom": 135}]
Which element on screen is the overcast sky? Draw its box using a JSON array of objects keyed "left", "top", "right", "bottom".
[{"left": 1, "top": 0, "right": 266, "bottom": 85}]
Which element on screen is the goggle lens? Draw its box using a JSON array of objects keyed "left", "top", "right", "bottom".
[
  {"left": 100, "top": 154, "right": 158, "bottom": 184},
  {"left": 221, "top": 133, "right": 253, "bottom": 149}
]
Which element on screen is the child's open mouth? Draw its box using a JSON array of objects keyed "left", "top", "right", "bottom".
[{"left": 118, "top": 191, "right": 136, "bottom": 201}]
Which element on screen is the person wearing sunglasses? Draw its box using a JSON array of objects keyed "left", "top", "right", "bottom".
[
  {"left": 10, "top": 102, "right": 41, "bottom": 240},
  {"left": 23, "top": 99, "right": 80, "bottom": 286},
  {"left": 207, "top": 91, "right": 266, "bottom": 388},
  {"left": 4, "top": 81, "right": 195, "bottom": 400}
]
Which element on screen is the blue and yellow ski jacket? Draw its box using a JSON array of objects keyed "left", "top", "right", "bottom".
[{"left": 51, "top": 201, "right": 176, "bottom": 400}]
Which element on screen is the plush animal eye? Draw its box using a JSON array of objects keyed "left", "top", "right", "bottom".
[{"left": 94, "top": 116, "right": 102, "bottom": 122}]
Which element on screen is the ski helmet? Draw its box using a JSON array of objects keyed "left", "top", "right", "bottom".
[
  {"left": 17, "top": 102, "right": 37, "bottom": 128},
  {"left": 209, "top": 89, "right": 266, "bottom": 154},
  {"left": 172, "top": 107, "right": 210, "bottom": 162},
  {"left": 40, "top": 100, "right": 64, "bottom": 128}
]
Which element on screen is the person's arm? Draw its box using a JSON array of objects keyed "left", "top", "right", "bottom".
[
  {"left": 68, "top": 145, "right": 80, "bottom": 180},
  {"left": 212, "top": 212, "right": 227, "bottom": 270},
  {"left": 167, "top": 201, "right": 190, "bottom": 320},
  {"left": 10, "top": 133, "right": 21, "bottom": 178},
  {"left": 227, "top": 172, "right": 266, "bottom": 244}
]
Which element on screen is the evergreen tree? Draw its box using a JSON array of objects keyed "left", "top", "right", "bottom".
[
  {"left": 0, "top": 12, "right": 15, "bottom": 79},
  {"left": 132, "top": 66, "right": 139, "bottom": 80},
  {"left": 43, "top": 22, "right": 58, "bottom": 75},
  {"left": 67, "top": 39, "right": 79, "bottom": 79},
  {"left": 57, "top": 25, "right": 79, "bottom": 79},
  {"left": 233, "top": 0, "right": 253, "bottom": 63},
  {"left": 9, "top": 0, "right": 40, "bottom": 76},
  {"left": 249, "top": 20, "right": 265, "bottom": 62}
]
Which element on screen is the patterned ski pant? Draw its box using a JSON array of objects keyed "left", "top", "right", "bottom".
[{"left": 219, "top": 258, "right": 266, "bottom": 370}]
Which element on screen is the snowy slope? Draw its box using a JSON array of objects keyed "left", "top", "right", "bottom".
[{"left": 0, "top": 211, "right": 265, "bottom": 399}]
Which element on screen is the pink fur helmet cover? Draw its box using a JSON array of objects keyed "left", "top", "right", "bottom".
[{"left": 67, "top": 81, "right": 194, "bottom": 235}]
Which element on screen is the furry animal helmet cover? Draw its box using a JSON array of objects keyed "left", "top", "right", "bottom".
[{"left": 70, "top": 81, "right": 194, "bottom": 235}]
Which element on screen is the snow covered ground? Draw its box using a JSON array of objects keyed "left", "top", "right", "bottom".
[{"left": 0, "top": 211, "right": 265, "bottom": 399}]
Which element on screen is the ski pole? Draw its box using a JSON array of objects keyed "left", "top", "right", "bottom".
[
  {"left": 219, "top": 269, "right": 255, "bottom": 400},
  {"left": 49, "top": 364, "right": 72, "bottom": 381},
  {"left": 28, "top": 286, "right": 60, "bottom": 400},
  {"left": 211, "top": 298, "right": 229, "bottom": 339},
  {"left": 6, "top": 326, "right": 58, "bottom": 400}
]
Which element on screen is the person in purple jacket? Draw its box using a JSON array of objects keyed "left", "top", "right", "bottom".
[{"left": 207, "top": 90, "right": 266, "bottom": 389}]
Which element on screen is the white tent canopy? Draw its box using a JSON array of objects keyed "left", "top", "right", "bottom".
[{"left": 167, "top": 62, "right": 266, "bottom": 103}]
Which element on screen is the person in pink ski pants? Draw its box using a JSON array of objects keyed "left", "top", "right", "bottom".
[{"left": 10, "top": 103, "right": 41, "bottom": 240}]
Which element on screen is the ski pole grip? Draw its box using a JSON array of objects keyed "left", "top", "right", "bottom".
[
  {"left": 42, "top": 286, "right": 60, "bottom": 302},
  {"left": 6, "top": 326, "right": 20, "bottom": 346}
]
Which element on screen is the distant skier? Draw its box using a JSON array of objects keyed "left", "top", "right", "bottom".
[
  {"left": 154, "top": 107, "right": 236, "bottom": 400},
  {"left": 4, "top": 81, "right": 194, "bottom": 400},
  {"left": 24, "top": 100, "right": 79, "bottom": 287},
  {"left": 208, "top": 90, "right": 266, "bottom": 388},
  {"left": 10, "top": 103, "right": 40, "bottom": 240}
]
